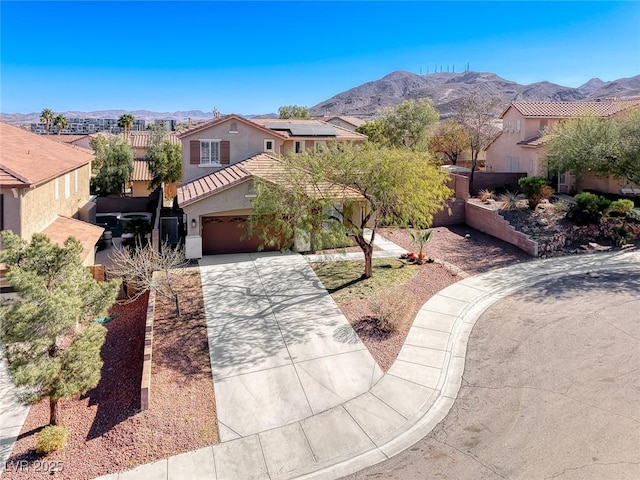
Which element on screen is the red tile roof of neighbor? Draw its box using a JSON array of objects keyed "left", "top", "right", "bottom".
[
  {"left": 507, "top": 98, "right": 640, "bottom": 118},
  {"left": 0, "top": 122, "right": 94, "bottom": 187},
  {"left": 42, "top": 216, "right": 104, "bottom": 262},
  {"left": 177, "top": 153, "right": 362, "bottom": 207},
  {"left": 131, "top": 159, "right": 153, "bottom": 181},
  {"left": 128, "top": 131, "right": 180, "bottom": 148}
]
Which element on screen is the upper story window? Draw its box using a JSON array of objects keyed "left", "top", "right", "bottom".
[
  {"left": 264, "top": 139, "right": 274, "bottom": 153},
  {"left": 515, "top": 120, "right": 521, "bottom": 133},
  {"left": 200, "top": 140, "right": 221, "bottom": 165},
  {"left": 315, "top": 140, "right": 327, "bottom": 152},
  {"left": 229, "top": 121, "right": 238, "bottom": 133},
  {"left": 294, "top": 140, "right": 305, "bottom": 154}
]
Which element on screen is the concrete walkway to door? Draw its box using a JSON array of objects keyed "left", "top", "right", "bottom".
[{"left": 199, "top": 252, "right": 383, "bottom": 442}]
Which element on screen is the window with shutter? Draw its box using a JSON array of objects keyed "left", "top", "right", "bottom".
[{"left": 196, "top": 140, "right": 222, "bottom": 165}]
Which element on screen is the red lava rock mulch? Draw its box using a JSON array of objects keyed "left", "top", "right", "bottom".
[
  {"left": 340, "top": 263, "right": 459, "bottom": 371},
  {"left": 3, "top": 267, "right": 217, "bottom": 480},
  {"left": 379, "top": 225, "right": 532, "bottom": 275},
  {"left": 339, "top": 226, "right": 532, "bottom": 371}
]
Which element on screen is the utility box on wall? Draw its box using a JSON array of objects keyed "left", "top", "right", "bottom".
[{"left": 185, "top": 235, "right": 202, "bottom": 259}]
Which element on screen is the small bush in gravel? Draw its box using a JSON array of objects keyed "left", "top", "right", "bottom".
[
  {"left": 478, "top": 189, "right": 495, "bottom": 202},
  {"left": 369, "top": 287, "right": 416, "bottom": 333},
  {"left": 499, "top": 191, "right": 522, "bottom": 211},
  {"left": 518, "top": 177, "right": 554, "bottom": 209},
  {"left": 607, "top": 199, "right": 635, "bottom": 217},
  {"left": 35, "top": 425, "right": 68, "bottom": 455},
  {"left": 570, "top": 192, "right": 612, "bottom": 225}
]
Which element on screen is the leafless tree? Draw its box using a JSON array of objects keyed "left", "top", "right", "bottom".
[
  {"left": 456, "top": 94, "right": 502, "bottom": 191},
  {"left": 108, "top": 243, "right": 188, "bottom": 317}
]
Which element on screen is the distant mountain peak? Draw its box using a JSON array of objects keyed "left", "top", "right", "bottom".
[{"left": 310, "top": 71, "right": 640, "bottom": 117}]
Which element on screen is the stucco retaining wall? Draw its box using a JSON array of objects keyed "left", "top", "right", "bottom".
[{"left": 465, "top": 200, "right": 538, "bottom": 256}]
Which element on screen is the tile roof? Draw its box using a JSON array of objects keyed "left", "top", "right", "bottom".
[
  {"left": 49, "top": 134, "right": 92, "bottom": 144},
  {"left": 42, "top": 216, "right": 104, "bottom": 262},
  {"left": 128, "top": 131, "right": 180, "bottom": 148},
  {"left": 517, "top": 134, "right": 546, "bottom": 148},
  {"left": 0, "top": 122, "right": 94, "bottom": 187},
  {"left": 177, "top": 153, "right": 362, "bottom": 207},
  {"left": 131, "top": 160, "right": 153, "bottom": 182},
  {"left": 177, "top": 114, "right": 287, "bottom": 140},
  {"left": 323, "top": 116, "right": 367, "bottom": 128},
  {"left": 177, "top": 161, "right": 253, "bottom": 206},
  {"left": 507, "top": 98, "right": 640, "bottom": 118}
]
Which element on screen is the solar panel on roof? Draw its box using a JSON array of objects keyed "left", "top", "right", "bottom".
[{"left": 264, "top": 122, "right": 337, "bottom": 137}]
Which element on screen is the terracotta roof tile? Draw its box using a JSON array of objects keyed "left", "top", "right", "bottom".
[
  {"left": 517, "top": 134, "right": 546, "bottom": 147},
  {"left": 131, "top": 160, "right": 153, "bottom": 181},
  {"left": 0, "top": 122, "right": 93, "bottom": 187},
  {"left": 177, "top": 153, "right": 362, "bottom": 207},
  {"left": 128, "top": 131, "right": 180, "bottom": 148},
  {"left": 508, "top": 98, "right": 640, "bottom": 118},
  {"left": 177, "top": 162, "right": 253, "bottom": 206},
  {"left": 42, "top": 216, "right": 104, "bottom": 262}
]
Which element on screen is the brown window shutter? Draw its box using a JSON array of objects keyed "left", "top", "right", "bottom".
[
  {"left": 220, "top": 140, "right": 230, "bottom": 164},
  {"left": 190, "top": 140, "right": 200, "bottom": 164}
]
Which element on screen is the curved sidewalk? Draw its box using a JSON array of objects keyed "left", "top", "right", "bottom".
[{"left": 96, "top": 249, "right": 640, "bottom": 480}]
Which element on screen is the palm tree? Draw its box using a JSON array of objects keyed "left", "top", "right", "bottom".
[
  {"left": 118, "top": 114, "right": 135, "bottom": 138},
  {"left": 40, "top": 108, "right": 54, "bottom": 134},
  {"left": 53, "top": 114, "right": 68, "bottom": 135}
]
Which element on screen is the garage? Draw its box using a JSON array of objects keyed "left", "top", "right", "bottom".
[{"left": 202, "top": 216, "right": 280, "bottom": 255}]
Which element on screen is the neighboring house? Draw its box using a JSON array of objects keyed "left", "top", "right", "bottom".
[
  {"left": 176, "top": 114, "right": 367, "bottom": 257},
  {"left": 61, "top": 131, "right": 180, "bottom": 197},
  {"left": 0, "top": 122, "right": 103, "bottom": 266},
  {"left": 322, "top": 115, "right": 367, "bottom": 131},
  {"left": 127, "top": 132, "right": 181, "bottom": 197},
  {"left": 485, "top": 99, "right": 640, "bottom": 193}
]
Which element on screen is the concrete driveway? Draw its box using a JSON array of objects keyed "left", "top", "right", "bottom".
[
  {"left": 199, "top": 252, "right": 383, "bottom": 442},
  {"left": 346, "top": 269, "right": 640, "bottom": 480}
]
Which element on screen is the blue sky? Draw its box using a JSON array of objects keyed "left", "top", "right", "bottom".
[{"left": 1, "top": 1, "right": 639, "bottom": 114}]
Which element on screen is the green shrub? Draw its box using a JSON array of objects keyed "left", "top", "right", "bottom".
[
  {"left": 369, "top": 287, "right": 416, "bottom": 333},
  {"left": 569, "top": 192, "right": 612, "bottom": 225},
  {"left": 574, "top": 192, "right": 611, "bottom": 213},
  {"left": 518, "top": 176, "right": 554, "bottom": 209},
  {"left": 608, "top": 199, "right": 635, "bottom": 217},
  {"left": 35, "top": 425, "right": 68, "bottom": 455}
]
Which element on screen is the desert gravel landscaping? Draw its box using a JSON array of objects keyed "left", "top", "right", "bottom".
[
  {"left": 2, "top": 226, "right": 539, "bottom": 478},
  {"left": 2, "top": 268, "right": 217, "bottom": 480},
  {"left": 313, "top": 226, "right": 533, "bottom": 371}
]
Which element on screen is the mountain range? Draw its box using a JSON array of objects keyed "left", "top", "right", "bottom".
[
  {"left": 309, "top": 71, "right": 640, "bottom": 117},
  {"left": 2, "top": 71, "right": 639, "bottom": 123}
]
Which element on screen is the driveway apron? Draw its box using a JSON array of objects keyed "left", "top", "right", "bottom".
[{"left": 199, "top": 252, "right": 383, "bottom": 441}]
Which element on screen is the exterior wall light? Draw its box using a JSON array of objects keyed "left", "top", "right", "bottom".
[{"left": 191, "top": 218, "right": 197, "bottom": 229}]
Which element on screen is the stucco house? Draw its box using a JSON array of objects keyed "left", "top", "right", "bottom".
[
  {"left": 321, "top": 116, "right": 367, "bottom": 132},
  {"left": 0, "top": 122, "right": 103, "bottom": 267},
  {"left": 485, "top": 98, "right": 640, "bottom": 193},
  {"left": 176, "top": 114, "right": 367, "bottom": 257}
]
